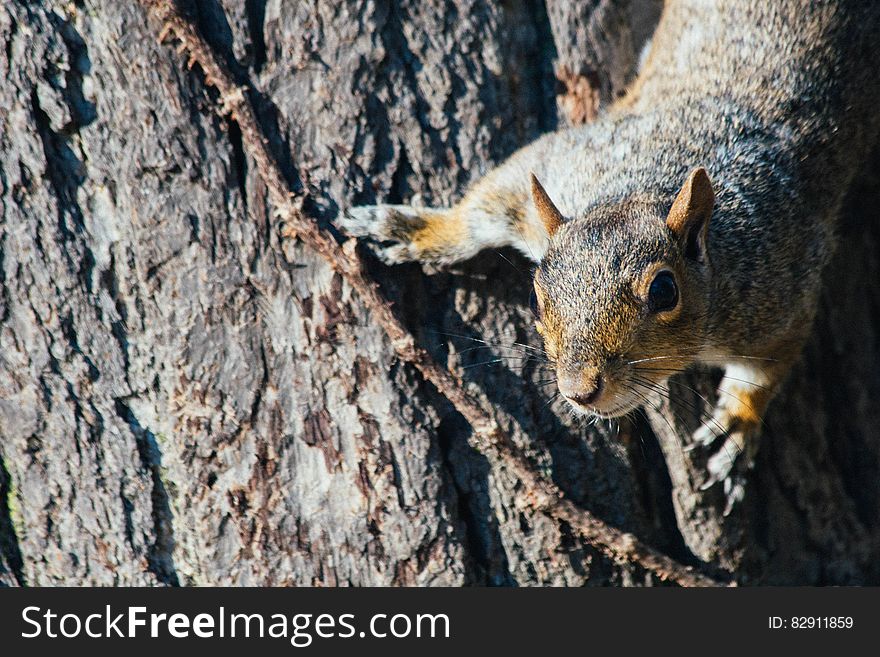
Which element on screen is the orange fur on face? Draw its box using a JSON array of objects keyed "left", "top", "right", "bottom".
[{"left": 532, "top": 277, "right": 561, "bottom": 361}]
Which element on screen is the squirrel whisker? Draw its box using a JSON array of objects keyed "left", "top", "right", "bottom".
[
  {"left": 432, "top": 330, "right": 549, "bottom": 358},
  {"left": 636, "top": 366, "right": 772, "bottom": 394},
  {"left": 630, "top": 376, "right": 727, "bottom": 440},
  {"left": 456, "top": 345, "right": 548, "bottom": 362},
  {"left": 623, "top": 381, "right": 695, "bottom": 461},
  {"left": 459, "top": 355, "right": 538, "bottom": 370}
]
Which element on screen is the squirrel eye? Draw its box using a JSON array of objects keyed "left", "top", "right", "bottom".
[
  {"left": 648, "top": 271, "right": 678, "bottom": 313},
  {"left": 529, "top": 288, "right": 540, "bottom": 318}
]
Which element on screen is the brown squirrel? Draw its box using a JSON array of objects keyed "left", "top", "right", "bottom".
[{"left": 340, "top": 0, "right": 880, "bottom": 512}]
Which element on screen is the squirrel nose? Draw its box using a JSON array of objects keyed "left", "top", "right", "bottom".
[{"left": 558, "top": 370, "right": 604, "bottom": 407}]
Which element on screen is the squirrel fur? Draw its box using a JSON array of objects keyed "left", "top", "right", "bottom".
[{"left": 340, "top": 0, "right": 880, "bottom": 512}]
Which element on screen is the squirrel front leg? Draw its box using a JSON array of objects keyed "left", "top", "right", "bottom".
[
  {"left": 691, "top": 353, "right": 797, "bottom": 514},
  {"left": 340, "top": 143, "right": 557, "bottom": 266}
]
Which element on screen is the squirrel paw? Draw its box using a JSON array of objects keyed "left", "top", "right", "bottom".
[
  {"left": 684, "top": 419, "right": 726, "bottom": 452},
  {"left": 695, "top": 420, "right": 759, "bottom": 515},
  {"left": 338, "top": 205, "right": 424, "bottom": 264}
]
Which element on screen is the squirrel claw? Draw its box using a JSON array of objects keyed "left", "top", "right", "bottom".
[
  {"left": 373, "top": 242, "right": 419, "bottom": 265},
  {"left": 721, "top": 476, "right": 747, "bottom": 516},
  {"left": 698, "top": 431, "right": 757, "bottom": 515},
  {"left": 686, "top": 418, "right": 726, "bottom": 452},
  {"left": 339, "top": 206, "right": 419, "bottom": 264},
  {"left": 700, "top": 441, "right": 737, "bottom": 489},
  {"left": 338, "top": 205, "right": 392, "bottom": 238}
]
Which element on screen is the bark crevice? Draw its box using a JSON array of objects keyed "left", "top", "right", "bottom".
[
  {"left": 114, "top": 400, "right": 180, "bottom": 586},
  {"left": 0, "top": 456, "right": 25, "bottom": 587}
]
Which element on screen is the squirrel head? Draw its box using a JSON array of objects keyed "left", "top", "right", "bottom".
[{"left": 530, "top": 168, "right": 714, "bottom": 418}]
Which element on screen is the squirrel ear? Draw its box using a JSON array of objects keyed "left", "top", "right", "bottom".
[
  {"left": 530, "top": 173, "right": 565, "bottom": 237},
  {"left": 666, "top": 167, "right": 714, "bottom": 262}
]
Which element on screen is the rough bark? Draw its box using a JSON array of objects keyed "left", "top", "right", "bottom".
[{"left": 0, "top": 0, "right": 877, "bottom": 586}]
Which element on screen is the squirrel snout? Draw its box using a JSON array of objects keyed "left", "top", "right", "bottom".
[{"left": 558, "top": 370, "right": 604, "bottom": 408}]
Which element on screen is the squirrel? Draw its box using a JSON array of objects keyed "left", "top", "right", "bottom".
[{"left": 339, "top": 0, "right": 880, "bottom": 513}]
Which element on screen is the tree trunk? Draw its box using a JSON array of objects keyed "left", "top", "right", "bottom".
[{"left": 0, "top": 0, "right": 876, "bottom": 587}]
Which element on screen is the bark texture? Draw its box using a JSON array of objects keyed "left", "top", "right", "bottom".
[{"left": 0, "top": 0, "right": 877, "bottom": 586}]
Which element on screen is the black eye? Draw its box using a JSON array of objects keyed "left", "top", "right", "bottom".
[
  {"left": 529, "top": 288, "right": 540, "bottom": 318},
  {"left": 648, "top": 271, "right": 678, "bottom": 313}
]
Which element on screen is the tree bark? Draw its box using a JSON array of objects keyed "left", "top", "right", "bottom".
[{"left": 0, "top": 0, "right": 877, "bottom": 586}]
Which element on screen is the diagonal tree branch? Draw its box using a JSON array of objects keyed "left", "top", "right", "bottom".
[{"left": 138, "top": 0, "right": 728, "bottom": 588}]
